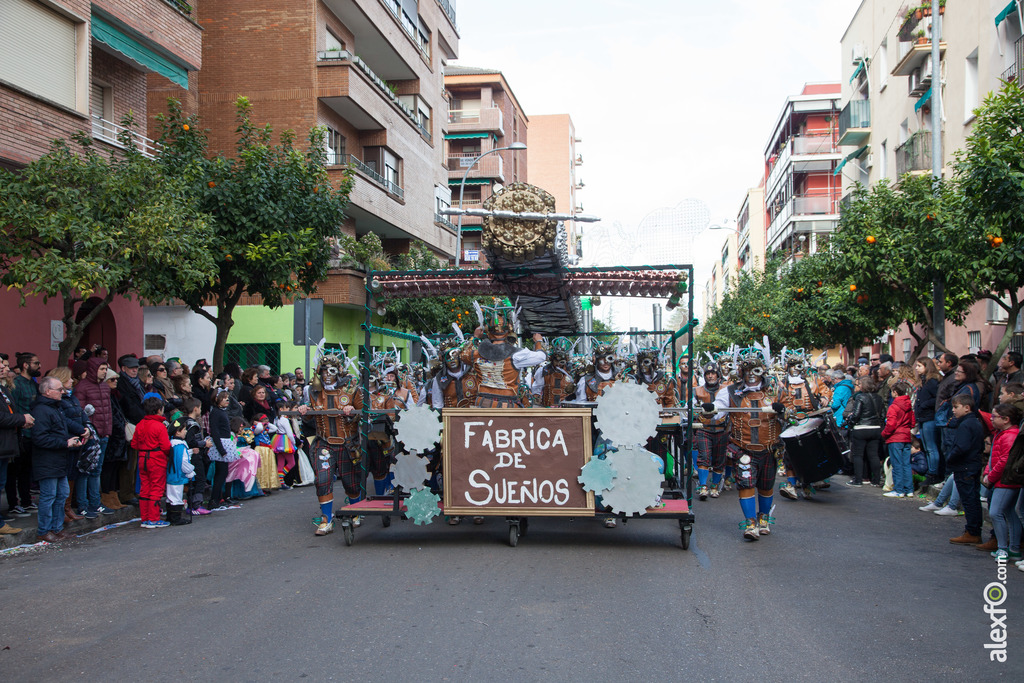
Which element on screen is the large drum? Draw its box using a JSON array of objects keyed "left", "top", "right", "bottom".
[{"left": 780, "top": 416, "right": 845, "bottom": 483}]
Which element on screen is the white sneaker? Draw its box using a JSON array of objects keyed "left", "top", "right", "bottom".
[
  {"left": 315, "top": 520, "right": 333, "bottom": 536},
  {"left": 779, "top": 483, "right": 798, "bottom": 500},
  {"left": 883, "top": 491, "right": 902, "bottom": 498},
  {"left": 919, "top": 502, "right": 941, "bottom": 511},
  {"left": 934, "top": 506, "right": 960, "bottom": 516},
  {"left": 352, "top": 516, "right": 362, "bottom": 528}
]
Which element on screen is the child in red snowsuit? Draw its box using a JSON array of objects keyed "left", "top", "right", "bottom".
[{"left": 130, "top": 396, "right": 171, "bottom": 528}]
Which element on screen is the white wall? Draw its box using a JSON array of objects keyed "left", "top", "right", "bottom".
[{"left": 143, "top": 306, "right": 218, "bottom": 365}]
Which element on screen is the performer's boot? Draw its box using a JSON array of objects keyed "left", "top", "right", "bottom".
[
  {"left": 373, "top": 473, "right": 395, "bottom": 496},
  {"left": 316, "top": 498, "right": 334, "bottom": 536},
  {"left": 345, "top": 496, "right": 362, "bottom": 527},
  {"left": 709, "top": 470, "right": 723, "bottom": 498},
  {"left": 779, "top": 474, "right": 798, "bottom": 500},
  {"left": 740, "top": 495, "right": 758, "bottom": 540},
  {"left": 697, "top": 468, "right": 710, "bottom": 500},
  {"left": 757, "top": 493, "right": 774, "bottom": 535}
]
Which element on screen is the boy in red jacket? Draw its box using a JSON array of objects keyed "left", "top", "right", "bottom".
[
  {"left": 130, "top": 395, "right": 171, "bottom": 528},
  {"left": 881, "top": 380, "right": 916, "bottom": 498}
]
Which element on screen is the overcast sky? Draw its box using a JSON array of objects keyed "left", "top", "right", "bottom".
[{"left": 454, "top": 0, "right": 863, "bottom": 325}]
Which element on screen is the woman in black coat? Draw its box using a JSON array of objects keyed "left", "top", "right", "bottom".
[
  {"left": 0, "top": 356, "right": 32, "bottom": 532},
  {"left": 843, "top": 376, "right": 887, "bottom": 487},
  {"left": 207, "top": 390, "right": 234, "bottom": 508}
]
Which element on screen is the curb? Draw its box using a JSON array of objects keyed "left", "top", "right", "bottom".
[{"left": 0, "top": 504, "right": 140, "bottom": 549}]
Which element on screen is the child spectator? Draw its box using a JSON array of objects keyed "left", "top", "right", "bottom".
[
  {"left": 998, "top": 383, "right": 1024, "bottom": 416},
  {"left": 881, "top": 380, "right": 916, "bottom": 498},
  {"left": 982, "top": 403, "right": 1023, "bottom": 561},
  {"left": 131, "top": 395, "right": 171, "bottom": 529},
  {"left": 166, "top": 417, "right": 195, "bottom": 526},
  {"left": 182, "top": 398, "right": 211, "bottom": 516},
  {"left": 947, "top": 395, "right": 986, "bottom": 545}
]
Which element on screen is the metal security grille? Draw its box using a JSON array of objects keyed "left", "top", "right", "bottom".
[{"left": 224, "top": 343, "right": 281, "bottom": 374}]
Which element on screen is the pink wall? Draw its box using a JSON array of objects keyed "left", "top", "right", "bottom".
[{"left": 0, "top": 289, "right": 144, "bottom": 371}]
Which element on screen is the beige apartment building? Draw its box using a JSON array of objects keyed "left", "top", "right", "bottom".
[
  {"left": 736, "top": 182, "right": 767, "bottom": 274},
  {"left": 527, "top": 114, "right": 584, "bottom": 259},
  {"left": 839, "top": 0, "right": 1024, "bottom": 358}
]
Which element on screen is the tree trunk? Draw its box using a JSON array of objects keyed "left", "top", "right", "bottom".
[
  {"left": 56, "top": 291, "right": 116, "bottom": 366},
  {"left": 905, "top": 327, "right": 929, "bottom": 365}
]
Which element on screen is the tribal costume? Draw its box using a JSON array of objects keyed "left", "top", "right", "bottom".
[
  {"left": 777, "top": 354, "right": 820, "bottom": 500},
  {"left": 694, "top": 362, "right": 729, "bottom": 500},
  {"left": 302, "top": 354, "right": 364, "bottom": 536},
  {"left": 461, "top": 307, "right": 545, "bottom": 408},
  {"left": 711, "top": 353, "right": 783, "bottom": 540},
  {"left": 531, "top": 348, "right": 574, "bottom": 407}
]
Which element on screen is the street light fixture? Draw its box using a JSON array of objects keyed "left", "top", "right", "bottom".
[{"left": 455, "top": 141, "right": 527, "bottom": 268}]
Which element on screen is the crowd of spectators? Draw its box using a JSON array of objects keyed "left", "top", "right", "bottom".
[
  {"left": 815, "top": 349, "right": 1024, "bottom": 566},
  {"left": 0, "top": 345, "right": 308, "bottom": 541}
]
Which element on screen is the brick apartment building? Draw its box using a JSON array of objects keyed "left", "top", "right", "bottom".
[
  {"left": 443, "top": 66, "right": 528, "bottom": 266},
  {"left": 144, "top": 0, "right": 463, "bottom": 370},
  {"left": 0, "top": 0, "right": 201, "bottom": 367}
]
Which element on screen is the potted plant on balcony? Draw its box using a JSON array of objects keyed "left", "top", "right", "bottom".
[{"left": 914, "top": 29, "right": 927, "bottom": 45}]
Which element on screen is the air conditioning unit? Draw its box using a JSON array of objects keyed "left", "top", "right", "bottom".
[
  {"left": 852, "top": 43, "right": 866, "bottom": 65},
  {"left": 865, "top": 153, "right": 875, "bottom": 168},
  {"left": 909, "top": 68, "right": 920, "bottom": 93}
]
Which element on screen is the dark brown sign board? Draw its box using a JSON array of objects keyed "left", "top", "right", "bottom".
[{"left": 442, "top": 408, "right": 595, "bottom": 516}]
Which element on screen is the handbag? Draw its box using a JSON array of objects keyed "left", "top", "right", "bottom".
[{"left": 124, "top": 422, "right": 136, "bottom": 442}]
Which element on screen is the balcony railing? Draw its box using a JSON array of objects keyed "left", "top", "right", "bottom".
[
  {"left": 434, "top": 213, "right": 456, "bottom": 231},
  {"left": 164, "top": 0, "right": 194, "bottom": 18},
  {"left": 436, "top": 0, "right": 458, "bottom": 29},
  {"left": 765, "top": 134, "right": 838, "bottom": 193},
  {"left": 895, "top": 130, "right": 932, "bottom": 176},
  {"left": 346, "top": 154, "right": 404, "bottom": 199},
  {"left": 1002, "top": 35, "right": 1024, "bottom": 83},
  {"left": 838, "top": 100, "right": 871, "bottom": 145},
  {"left": 446, "top": 153, "right": 502, "bottom": 179},
  {"left": 449, "top": 109, "right": 480, "bottom": 123},
  {"left": 92, "top": 115, "right": 160, "bottom": 158}
]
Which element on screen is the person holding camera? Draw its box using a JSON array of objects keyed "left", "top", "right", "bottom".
[{"left": 31, "top": 377, "right": 84, "bottom": 542}]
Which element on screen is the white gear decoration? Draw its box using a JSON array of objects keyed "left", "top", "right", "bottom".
[
  {"left": 593, "top": 381, "right": 662, "bottom": 447},
  {"left": 598, "top": 446, "right": 664, "bottom": 516},
  {"left": 392, "top": 452, "right": 430, "bottom": 491},
  {"left": 394, "top": 403, "right": 442, "bottom": 453}
]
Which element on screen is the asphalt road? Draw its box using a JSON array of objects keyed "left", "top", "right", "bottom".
[{"left": 1, "top": 481, "right": 1020, "bottom": 681}]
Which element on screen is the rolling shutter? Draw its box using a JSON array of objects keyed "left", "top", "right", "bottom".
[{"left": 0, "top": 0, "right": 78, "bottom": 110}]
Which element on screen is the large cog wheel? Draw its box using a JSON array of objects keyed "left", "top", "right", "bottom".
[
  {"left": 598, "top": 447, "right": 664, "bottom": 516},
  {"left": 392, "top": 453, "right": 430, "bottom": 492},
  {"left": 578, "top": 458, "right": 617, "bottom": 493},
  {"left": 593, "top": 382, "right": 662, "bottom": 447},
  {"left": 405, "top": 488, "right": 441, "bottom": 526},
  {"left": 394, "top": 403, "right": 442, "bottom": 453}
]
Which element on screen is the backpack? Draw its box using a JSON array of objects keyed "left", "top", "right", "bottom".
[{"left": 1000, "top": 429, "right": 1024, "bottom": 486}]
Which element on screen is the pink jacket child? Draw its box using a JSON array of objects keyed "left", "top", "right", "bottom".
[
  {"left": 881, "top": 394, "right": 915, "bottom": 444},
  {"left": 984, "top": 425, "right": 1021, "bottom": 490}
]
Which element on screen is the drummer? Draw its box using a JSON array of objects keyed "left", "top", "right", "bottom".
[
  {"left": 708, "top": 351, "right": 785, "bottom": 541},
  {"left": 694, "top": 362, "right": 729, "bottom": 500},
  {"left": 777, "top": 353, "right": 820, "bottom": 501}
]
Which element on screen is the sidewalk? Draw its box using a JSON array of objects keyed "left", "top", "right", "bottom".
[{"left": 1, "top": 502, "right": 140, "bottom": 549}]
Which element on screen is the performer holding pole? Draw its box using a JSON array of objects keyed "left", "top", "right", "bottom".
[{"left": 694, "top": 362, "right": 729, "bottom": 500}]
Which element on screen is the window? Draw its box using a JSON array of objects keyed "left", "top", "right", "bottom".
[
  {"left": 224, "top": 343, "right": 281, "bottom": 374},
  {"left": 968, "top": 331, "right": 981, "bottom": 354},
  {"left": 1012, "top": 334, "right": 1024, "bottom": 356},
  {"left": 416, "top": 16, "right": 431, "bottom": 60},
  {"left": 899, "top": 119, "right": 909, "bottom": 145},
  {"left": 880, "top": 139, "right": 888, "bottom": 179},
  {"left": 91, "top": 81, "right": 113, "bottom": 141},
  {"left": 903, "top": 338, "right": 912, "bottom": 362},
  {"left": 383, "top": 149, "right": 399, "bottom": 192},
  {"left": 324, "top": 126, "right": 345, "bottom": 165},
  {"left": 927, "top": 342, "right": 935, "bottom": 357},
  {"left": 964, "top": 49, "right": 979, "bottom": 122},
  {"left": 325, "top": 30, "right": 344, "bottom": 52},
  {"left": 0, "top": 0, "right": 81, "bottom": 111}
]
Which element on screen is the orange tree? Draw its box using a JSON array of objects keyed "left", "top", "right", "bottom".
[
  {"left": 156, "top": 97, "right": 353, "bottom": 371},
  {"left": 954, "top": 80, "right": 1024, "bottom": 376},
  {"left": 827, "top": 173, "right": 974, "bottom": 360}
]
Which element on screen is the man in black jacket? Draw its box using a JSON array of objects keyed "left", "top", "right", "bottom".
[
  {"left": 115, "top": 355, "right": 144, "bottom": 506},
  {"left": 946, "top": 394, "right": 985, "bottom": 545},
  {"left": 31, "top": 377, "right": 82, "bottom": 543},
  {"left": 934, "top": 352, "right": 959, "bottom": 477},
  {"left": 0, "top": 355, "right": 34, "bottom": 534}
]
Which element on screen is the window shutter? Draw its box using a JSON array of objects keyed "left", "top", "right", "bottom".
[{"left": 0, "top": 0, "right": 78, "bottom": 110}]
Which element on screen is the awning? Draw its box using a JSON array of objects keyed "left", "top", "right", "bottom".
[
  {"left": 448, "top": 178, "right": 491, "bottom": 185},
  {"left": 849, "top": 60, "right": 865, "bottom": 84},
  {"left": 996, "top": 0, "right": 1018, "bottom": 27},
  {"left": 459, "top": 225, "right": 482, "bottom": 232},
  {"left": 444, "top": 132, "right": 490, "bottom": 140},
  {"left": 91, "top": 15, "right": 189, "bottom": 89},
  {"left": 833, "top": 145, "right": 868, "bottom": 175},
  {"left": 915, "top": 86, "right": 931, "bottom": 112}
]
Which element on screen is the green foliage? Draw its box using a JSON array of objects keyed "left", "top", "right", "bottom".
[
  {"left": 0, "top": 117, "right": 215, "bottom": 364},
  {"left": 155, "top": 97, "right": 353, "bottom": 370},
  {"left": 954, "top": 79, "right": 1024, "bottom": 374},
  {"left": 380, "top": 242, "right": 476, "bottom": 335}
]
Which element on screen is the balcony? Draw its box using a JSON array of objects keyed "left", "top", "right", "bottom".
[
  {"left": 448, "top": 107, "right": 504, "bottom": 136},
  {"left": 767, "top": 192, "right": 840, "bottom": 249},
  {"left": 345, "top": 154, "right": 404, "bottom": 199},
  {"left": 316, "top": 51, "right": 423, "bottom": 134},
  {"left": 92, "top": 115, "right": 160, "bottom": 158},
  {"left": 434, "top": 213, "right": 457, "bottom": 232},
  {"left": 838, "top": 100, "right": 871, "bottom": 146},
  {"left": 436, "top": 0, "right": 458, "bottom": 30},
  {"left": 1002, "top": 35, "right": 1024, "bottom": 83},
  {"left": 892, "top": 41, "right": 945, "bottom": 77},
  {"left": 446, "top": 153, "right": 504, "bottom": 182},
  {"left": 765, "top": 134, "right": 840, "bottom": 194},
  {"left": 895, "top": 130, "right": 932, "bottom": 176}
]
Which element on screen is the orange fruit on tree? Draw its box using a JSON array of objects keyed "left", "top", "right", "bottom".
[
  {"left": 994, "top": 236, "right": 1004, "bottom": 245},
  {"left": 866, "top": 235, "right": 876, "bottom": 244},
  {"left": 849, "top": 284, "right": 857, "bottom": 291},
  {"left": 182, "top": 124, "right": 190, "bottom": 131},
  {"left": 208, "top": 181, "right": 216, "bottom": 188}
]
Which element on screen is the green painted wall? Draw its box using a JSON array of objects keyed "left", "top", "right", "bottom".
[{"left": 227, "top": 304, "right": 412, "bottom": 374}]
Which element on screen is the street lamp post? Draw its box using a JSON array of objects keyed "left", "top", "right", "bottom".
[{"left": 454, "top": 141, "right": 527, "bottom": 268}]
